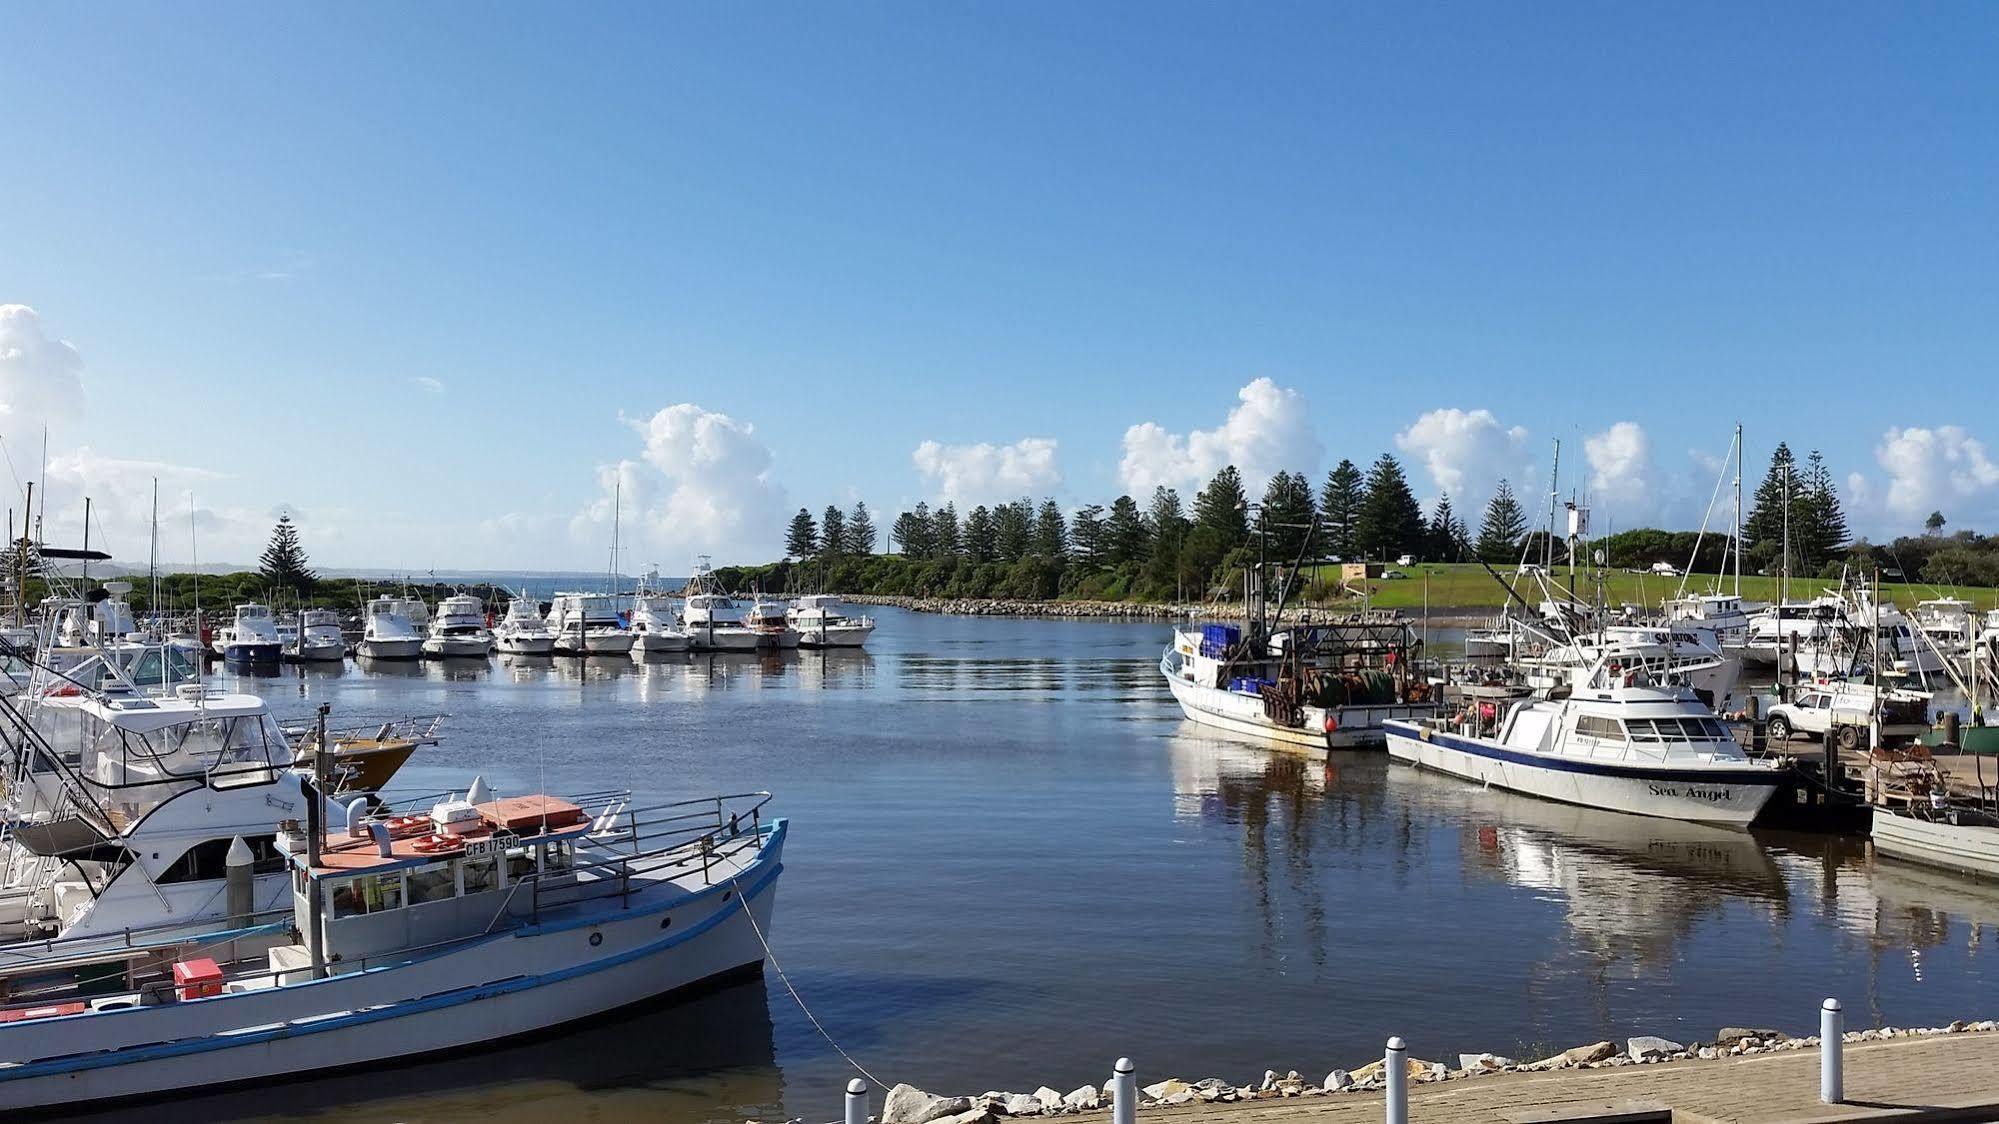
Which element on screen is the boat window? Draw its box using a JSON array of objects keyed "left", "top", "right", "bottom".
[
  {"left": 331, "top": 872, "right": 403, "bottom": 918},
  {"left": 158, "top": 834, "right": 286, "bottom": 883},
  {"left": 407, "top": 861, "right": 456, "bottom": 905},
  {"left": 462, "top": 855, "right": 499, "bottom": 895},
  {"left": 1574, "top": 715, "right": 1626, "bottom": 741},
  {"left": 506, "top": 847, "right": 537, "bottom": 883},
  {"left": 541, "top": 840, "right": 574, "bottom": 872}
]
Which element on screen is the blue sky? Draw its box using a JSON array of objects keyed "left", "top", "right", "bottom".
[{"left": 3, "top": 4, "right": 1996, "bottom": 569}]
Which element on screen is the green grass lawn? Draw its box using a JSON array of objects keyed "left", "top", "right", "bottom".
[{"left": 1302, "top": 562, "right": 1999, "bottom": 612}]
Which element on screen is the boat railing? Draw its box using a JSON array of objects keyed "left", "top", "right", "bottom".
[
  {"left": 282, "top": 714, "right": 449, "bottom": 755},
  {"left": 0, "top": 909, "right": 296, "bottom": 1000}
]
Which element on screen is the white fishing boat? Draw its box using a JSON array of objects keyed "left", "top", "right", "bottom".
[
  {"left": 288, "top": 609, "right": 347, "bottom": 662},
  {"left": 789, "top": 595, "right": 874, "bottom": 649},
  {"left": 1872, "top": 805, "right": 1999, "bottom": 880},
  {"left": 744, "top": 598, "right": 800, "bottom": 650},
  {"left": 548, "top": 593, "right": 635, "bottom": 655},
  {"left": 1516, "top": 623, "right": 1742, "bottom": 711},
  {"left": 210, "top": 603, "right": 282, "bottom": 663},
  {"left": 629, "top": 589, "right": 689, "bottom": 656},
  {"left": 422, "top": 593, "right": 495, "bottom": 659},
  {"left": 1385, "top": 661, "right": 1783, "bottom": 826},
  {"left": 681, "top": 559, "right": 761, "bottom": 652},
  {"left": 0, "top": 766, "right": 782, "bottom": 1110},
  {"left": 493, "top": 592, "right": 556, "bottom": 655},
  {"left": 356, "top": 597, "right": 423, "bottom": 660}
]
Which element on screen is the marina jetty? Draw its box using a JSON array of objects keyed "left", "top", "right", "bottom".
[{"left": 866, "top": 1019, "right": 1999, "bottom": 1124}]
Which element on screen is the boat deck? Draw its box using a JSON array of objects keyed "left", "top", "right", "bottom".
[{"left": 1122, "top": 1028, "right": 1999, "bottom": 1124}]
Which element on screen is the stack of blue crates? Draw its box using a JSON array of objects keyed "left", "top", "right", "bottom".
[{"left": 1199, "top": 623, "right": 1240, "bottom": 658}]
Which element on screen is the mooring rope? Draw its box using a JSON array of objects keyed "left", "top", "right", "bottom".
[{"left": 719, "top": 846, "right": 890, "bottom": 1093}]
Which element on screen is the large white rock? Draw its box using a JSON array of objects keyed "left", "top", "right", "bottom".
[
  {"left": 1323, "top": 1070, "right": 1352, "bottom": 1092},
  {"left": 1032, "top": 1087, "right": 1064, "bottom": 1113},
  {"left": 1141, "top": 1079, "right": 1190, "bottom": 1101},
  {"left": 1061, "top": 1086, "right": 1100, "bottom": 1111},
  {"left": 1627, "top": 1036, "right": 1684, "bottom": 1062},
  {"left": 884, "top": 1085, "right": 975, "bottom": 1124},
  {"left": 1002, "top": 1094, "right": 1041, "bottom": 1116}
]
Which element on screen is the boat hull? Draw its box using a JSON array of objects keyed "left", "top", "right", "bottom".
[
  {"left": 796, "top": 623, "right": 873, "bottom": 649},
  {"left": 288, "top": 641, "right": 347, "bottom": 663},
  {"left": 422, "top": 637, "right": 493, "bottom": 659},
  {"left": 556, "top": 634, "right": 636, "bottom": 656},
  {"left": 631, "top": 633, "right": 689, "bottom": 655},
  {"left": 687, "top": 628, "right": 764, "bottom": 653},
  {"left": 1384, "top": 721, "right": 1778, "bottom": 826},
  {"left": 494, "top": 635, "right": 555, "bottom": 655},
  {"left": 214, "top": 642, "right": 281, "bottom": 663},
  {"left": 1872, "top": 810, "right": 1999, "bottom": 879},
  {"left": 1165, "top": 669, "right": 1435, "bottom": 753},
  {"left": 355, "top": 638, "right": 423, "bottom": 660},
  {"left": 0, "top": 833, "right": 782, "bottom": 1110}
]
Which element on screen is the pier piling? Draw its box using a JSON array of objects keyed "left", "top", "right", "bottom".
[
  {"left": 1820, "top": 998, "right": 1843, "bottom": 1103},
  {"left": 1384, "top": 1037, "right": 1407, "bottom": 1124},
  {"left": 845, "top": 1078, "right": 868, "bottom": 1124},
  {"left": 1112, "top": 1058, "right": 1136, "bottom": 1124}
]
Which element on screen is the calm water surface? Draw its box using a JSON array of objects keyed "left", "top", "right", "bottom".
[{"left": 80, "top": 608, "right": 1999, "bottom": 1123}]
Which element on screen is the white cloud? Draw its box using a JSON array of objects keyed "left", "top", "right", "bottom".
[
  {"left": 1870, "top": 425, "right": 1999, "bottom": 522},
  {"left": 1583, "top": 421, "right": 1653, "bottom": 516},
  {"left": 414, "top": 376, "right": 444, "bottom": 395},
  {"left": 571, "top": 404, "right": 787, "bottom": 565},
  {"left": 912, "top": 437, "right": 1060, "bottom": 507},
  {"left": 0, "top": 304, "right": 85, "bottom": 461},
  {"left": 1392, "top": 407, "right": 1532, "bottom": 515},
  {"left": 1119, "top": 378, "right": 1320, "bottom": 495}
]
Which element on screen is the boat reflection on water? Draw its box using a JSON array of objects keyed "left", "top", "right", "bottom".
[
  {"left": 70, "top": 977, "right": 783, "bottom": 1124},
  {"left": 355, "top": 653, "right": 430, "bottom": 678},
  {"left": 498, "top": 652, "right": 558, "bottom": 681}
]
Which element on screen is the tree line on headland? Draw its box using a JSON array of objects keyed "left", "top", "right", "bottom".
[{"left": 742, "top": 444, "right": 1999, "bottom": 604}]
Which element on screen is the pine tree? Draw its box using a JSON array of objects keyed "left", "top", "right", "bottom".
[
  {"left": 909, "top": 502, "right": 935, "bottom": 558},
  {"left": 848, "top": 502, "right": 877, "bottom": 554},
  {"left": 995, "top": 499, "right": 1033, "bottom": 562},
  {"left": 258, "top": 515, "right": 316, "bottom": 591},
  {"left": 1355, "top": 454, "right": 1424, "bottom": 560},
  {"left": 1141, "top": 486, "right": 1189, "bottom": 594},
  {"left": 820, "top": 505, "right": 847, "bottom": 557},
  {"left": 964, "top": 505, "right": 998, "bottom": 562},
  {"left": 931, "top": 503, "right": 961, "bottom": 556},
  {"left": 1477, "top": 479, "right": 1528, "bottom": 563},
  {"left": 1927, "top": 510, "right": 1947, "bottom": 536},
  {"left": 1193, "top": 466, "right": 1249, "bottom": 550},
  {"left": 1744, "top": 443, "right": 1802, "bottom": 565},
  {"left": 1034, "top": 499, "right": 1067, "bottom": 558},
  {"left": 1069, "top": 504, "right": 1105, "bottom": 565},
  {"left": 1795, "top": 450, "right": 1848, "bottom": 570},
  {"left": 1428, "top": 494, "right": 1463, "bottom": 561},
  {"left": 1104, "top": 495, "right": 1146, "bottom": 564},
  {"left": 784, "top": 509, "right": 819, "bottom": 560},
  {"left": 891, "top": 510, "right": 925, "bottom": 557},
  {"left": 1261, "top": 471, "right": 1315, "bottom": 562},
  {"left": 1319, "top": 459, "right": 1364, "bottom": 559}
]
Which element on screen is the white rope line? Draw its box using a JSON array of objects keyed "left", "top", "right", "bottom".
[{"left": 719, "top": 845, "right": 890, "bottom": 1092}]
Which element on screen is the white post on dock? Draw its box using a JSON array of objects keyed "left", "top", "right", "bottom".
[
  {"left": 845, "top": 1078, "right": 868, "bottom": 1124},
  {"left": 1112, "top": 1057, "right": 1136, "bottom": 1124},
  {"left": 1384, "top": 1036, "right": 1408, "bottom": 1124},
  {"left": 1820, "top": 998, "right": 1843, "bottom": 1103}
]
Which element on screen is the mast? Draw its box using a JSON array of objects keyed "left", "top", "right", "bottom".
[
  {"left": 1546, "top": 439, "right": 1560, "bottom": 572},
  {"left": 81, "top": 496, "right": 91, "bottom": 586},
  {"left": 149, "top": 478, "right": 159, "bottom": 631},
  {"left": 1780, "top": 463, "right": 1791, "bottom": 611},
  {"left": 1732, "top": 423, "right": 1743, "bottom": 598}
]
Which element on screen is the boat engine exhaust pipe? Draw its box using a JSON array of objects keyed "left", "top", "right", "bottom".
[{"left": 225, "top": 835, "right": 255, "bottom": 928}]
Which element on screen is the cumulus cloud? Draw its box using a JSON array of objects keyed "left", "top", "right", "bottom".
[
  {"left": 571, "top": 404, "right": 787, "bottom": 564},
  {"left": 1119, "top": 378, "right": 1320, "bottom": 495},
  {"left": 1870, "top": 425, "right": 1999, "bottom": 522},
  {"left": 1583, "top": 421, "right": 1653, "bottom": 516},
  {"left": 912, "top": 437, "right": 1060, "bottom": 507},
  {"left": 1393, "top": 408, "right": 1532, "bottom": 514},
  {"left": 0, "top": 304, "right": 85, "bottom": 458},
  {"left": 413, "top": 376, "right": 444, "bottom": 395}
]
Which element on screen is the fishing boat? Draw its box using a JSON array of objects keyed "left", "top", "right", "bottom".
[
  {"left": 789, "top": 594, "right": 874, "bottom": 649},
  {"left": 0, "top": 756, "right": 782, "bottom": 1109},
  {"left": 629, "top": 587, "right": 689, "bottom": 656},
  {"left": 1872, "top": 805, "right": 1999, "bottom": 879},
  {"left": 681, "top": 559, "right": 761, "bottom": 652},
  {"left": 288, "top": 609, "right": 347, "bottom": 662},
  {"left": 356, "top": 597, "right": 423, "bottom": 660},
  {"left": 493, "top": 592, "right": 556, "bottom": 655},
  {"left": 422, "top": 593, "right": 495, "bottom": 659},
  {"left": 209, "top": 604, "right": 282, "bottom": 664},
  {"left": 547, "top": 593, "right": 635, "bottom": 656},
  {"left": 744, "top": 598, "right": 800, "bottom": 650},
  {"left": 1385, "top": 660, "right": 1782, "bottom": 825}
]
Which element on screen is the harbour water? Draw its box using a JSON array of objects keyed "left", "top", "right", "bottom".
[{"left": 81, "top": 608, "right": 1999, "bottom": 1124}]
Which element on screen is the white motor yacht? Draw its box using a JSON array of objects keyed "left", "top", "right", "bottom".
[
  {"left": 422, "top": 594, "right": 494, "bottom": 659},
  {"left": 356, "top": 597, "right": 423, "bottom": 660},
  {"left": 744, "top": 598, "right": 800, "bottom": 650},
  {"left": 629, "top": 590, "right": 688, "bottom": 655},
  {"left": 210, "top": 603, "right": 283, "bottom": 663},
  {"left": 1386, "top": 661, "right": 1782, "bottom": 826},
  {"left": 680, "top": 560, "right": 761, "bottom": 652},
  {"left": 547, "top": 593, "right": 635, "bottom": 655},
  {"left": 493, "top": 592, "right": 556, "bottom": 655},
  {"left": 789, "top": 594, "right": 874, "bottom": 649},
  {"left": 289, "top": 609, "right": 347, "bottom": 662}
]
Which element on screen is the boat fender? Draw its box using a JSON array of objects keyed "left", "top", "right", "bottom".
[{"left": 1323, "top": 714, "right": 1338, "bottom": 734}]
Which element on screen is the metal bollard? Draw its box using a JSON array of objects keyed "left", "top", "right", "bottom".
[
  {"left": 1112, "top": 1058, "right": 1136, "bottom": 1124},
  {"left": 846, "top": 1078, "right": 868, "bottom": 1124},
  {"left": 1385, "top": 1036, "right": 1408, "bottom": 1124},
  {"left": 1821, "top": 998, "right": 1843, "bottom": 1104}
]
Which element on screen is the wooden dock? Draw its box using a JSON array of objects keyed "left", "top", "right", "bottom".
[{"left": 1125, "top": 1030, "right": 1999, "bottom": 1123}]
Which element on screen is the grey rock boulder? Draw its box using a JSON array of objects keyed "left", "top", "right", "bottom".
[
  {"left": 1060, "top": 1087, "right": 1099, "bottom": 1112},
  {"left": 1715, "top": 1027, "right": 1789, "bottom": 1048},
  {"left": 1032, "top": 1088, "right": 1064, "bottom": 1113},
  {"left": 1627, "top": 1036, "right": 1684, "bottom": 1062},
  {"left": 884, "top": 1086, "right": 974, "bottom": 1124},
  {"left": 1001, "top": 1094, "right": 1041, "bottom": 1116}
]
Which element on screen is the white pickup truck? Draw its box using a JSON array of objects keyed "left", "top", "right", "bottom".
[{"left": 1763, "top": 683, "right": 1931, "bottom": 750}]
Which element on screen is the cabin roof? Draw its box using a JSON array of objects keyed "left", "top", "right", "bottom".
[{"left": 299, "top": 794, "right": 590, "bottom": 878}]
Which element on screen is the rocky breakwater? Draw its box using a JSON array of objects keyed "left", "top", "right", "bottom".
[
  {"left": 870, "top": 1019, "right": 1999, "bottom": 1122},
  {"left": 844, "top": 596, "right": 1194, "bottom": 620}
]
